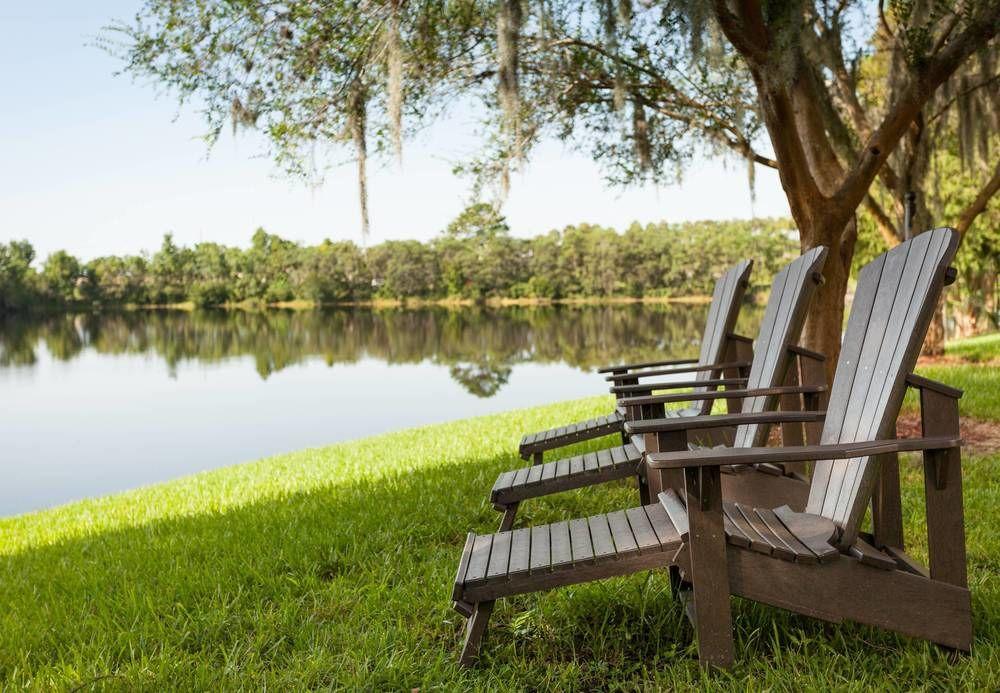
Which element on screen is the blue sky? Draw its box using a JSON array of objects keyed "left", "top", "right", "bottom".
[{"left": 0, "top": 3, "right": 790, "bottom": 262}]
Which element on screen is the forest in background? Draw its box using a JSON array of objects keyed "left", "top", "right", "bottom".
[
  {"left": 0, "top": 209, "right": 798, "bottom": 309},
  {"left": 1, "top": 205, "right": 995, "bottom": 336}
]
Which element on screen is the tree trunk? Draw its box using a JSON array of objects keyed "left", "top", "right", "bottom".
[
  {"left": 923, "top": 306, "right": 947, "bottom": 357},
  {"left": 801, "top": 216, "right": 856, "bottom": 384}
]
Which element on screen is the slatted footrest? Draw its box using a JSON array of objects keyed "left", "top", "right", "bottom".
[
  {"left": 492, "top": 444, "right": 642, "bottom": 507},
  {"left": 518, "top": 411, "right": 625, "bottom": 458},
  {"left": 453, "top": 501, "right": 685, "bottom": 603}
]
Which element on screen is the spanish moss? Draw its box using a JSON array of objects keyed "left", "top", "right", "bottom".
[
  {"left": 348, "top": 84, "right": 370, "bottom": 239},
  {"left": 386, "top": 1, "right": 404, "bottom": 162}
]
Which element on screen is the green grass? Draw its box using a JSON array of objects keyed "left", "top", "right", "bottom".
[
  {"left": 946, "top": 331, "right": 1000, "bottom": 363},
  {"left": 2, "top": 387, "right": 999, "bottom": 690}
]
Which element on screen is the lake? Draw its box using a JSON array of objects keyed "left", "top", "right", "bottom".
[{"left": 0, "top": 305, "right": 762, "bottom": 516}]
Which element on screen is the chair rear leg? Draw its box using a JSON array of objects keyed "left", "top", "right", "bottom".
[
  {"left": 459, "top": 601, "right": 495, "bottom": 667},
  {"left": 497, "top": 502, "right": 519, "bottom": 532},
  {"left": 533, "top": 452, "right": 543, "bottom": 466}
]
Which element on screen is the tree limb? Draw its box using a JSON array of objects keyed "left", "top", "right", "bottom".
[{"left": 956, "top": 157, "right": 1000, "bottom": 236}]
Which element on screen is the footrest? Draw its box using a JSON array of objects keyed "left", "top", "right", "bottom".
[
  {"left": 453, "top": 501, "right": 685, "bottom": 603},
  {"left": 518, "top": 411, "right": 625, "bottom": 458},
  {"left": 492, "top": 444, "right": 641, "bottom": 506}
]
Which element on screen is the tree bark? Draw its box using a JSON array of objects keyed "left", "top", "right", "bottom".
[{"left": 800, "top": 217, "right": 857, "bottom": 383}]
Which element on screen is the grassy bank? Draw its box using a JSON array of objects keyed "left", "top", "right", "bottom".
[{"left": 2, "top": 358, "right": 999, "bottom": 689}]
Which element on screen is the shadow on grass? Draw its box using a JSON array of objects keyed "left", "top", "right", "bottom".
[{"left": 1, "top": 440, "right": 998, "bottom": 689}]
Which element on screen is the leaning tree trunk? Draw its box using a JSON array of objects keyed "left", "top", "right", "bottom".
[{"left": 800, "top": 217, "right": 857, "bottom": 384}]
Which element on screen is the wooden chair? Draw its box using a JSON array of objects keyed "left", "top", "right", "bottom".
[
  {"left": 492, "top": 247, "right": 829, "bottom": 530},
  {"left": 517, "top": 260, "right": 755, "bottom": 464},
  {"left": 452, "top": 228, "right": 968, "bottom": 669}
]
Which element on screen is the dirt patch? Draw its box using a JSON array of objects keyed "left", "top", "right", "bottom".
[
  {"left": 895, "top": 412, "right": 1000, "bottom": 456},
  {"left": 765, "top": 413, "right": 1000, "bottom": 455}
]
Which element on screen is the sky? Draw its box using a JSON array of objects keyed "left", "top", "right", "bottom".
[{"left": 0, "top": 3, "right": 791, "bottom": 263}]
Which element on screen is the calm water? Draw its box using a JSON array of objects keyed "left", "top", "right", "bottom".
[{"left": 0, "top": 305, "right": 761, "bottom": 516}]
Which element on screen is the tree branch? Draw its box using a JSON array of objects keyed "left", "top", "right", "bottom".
[
  {"left": 956, "top": 157, "right": 1000, "bottom": 236},
  {"left": 865, "top": 193, "right": 902, "bottom": 246},
  {"left": 833, "top": 8, "right": 1000, "bottom": 223}
]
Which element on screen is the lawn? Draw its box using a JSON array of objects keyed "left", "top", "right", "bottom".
[{"left": 2, "top": 348, "right": 999, "bottom": 689}]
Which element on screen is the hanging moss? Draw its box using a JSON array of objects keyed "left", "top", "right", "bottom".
[
  {"left": 386, "top": 1, "right": 404, "bottom": 162},
  {"left": 348, "top": 84, "right": 370, "bottom": 239},
  {"left": 497, "top": 0, "right": 522, "bottom": 159}
]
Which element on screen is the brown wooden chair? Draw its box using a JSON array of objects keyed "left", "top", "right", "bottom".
[
  {"left": 492, "top": 247, "right": 829, "bottom": 530},
  {"left": 452, "top": 228, "right": 968, "bottom": 669},
  {"left": 517, "top": 260, "right": 755, "bottom": 464}
]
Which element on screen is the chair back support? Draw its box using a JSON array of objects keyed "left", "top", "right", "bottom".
[
  {"left": 733, "top": 246, "right": 829, "bottom": 448},
  {"left": 691, "top": 260, "right": 753, "bottom": 413},
  {"left": 806, "top": 228, "right": 960, "bottom": 547}
]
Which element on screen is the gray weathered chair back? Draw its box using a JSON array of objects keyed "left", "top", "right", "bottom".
[
  {"left": 690, "top": 260, "right": 753, "bottom": 413},
  {"left": 732, "top": 246, "right": 828, "bottom": 448},
  {"left": 806, "top": 228, "right": 960, "bottom": 547}
]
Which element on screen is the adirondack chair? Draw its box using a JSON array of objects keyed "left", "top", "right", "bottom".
[
  {"left": 491, "top": 247, "right": 829, "bottom": 531},
  {"left": 517, "top": 260, "right": 755, "bottom": 466},
  {"left": 452, "top": 228, "right": 968, "bottom": 669}
]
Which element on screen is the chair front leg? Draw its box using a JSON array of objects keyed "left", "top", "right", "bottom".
[{"left": 684, "top": 465, "right": 735, "bottom": 669}]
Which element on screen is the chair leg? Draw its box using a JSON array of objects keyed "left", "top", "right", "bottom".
[
  {"left": 459, "top": 600, "right": 495, "bottom": 667},
  {"left": 497, "top": 502, "right": 519, "bottom": 532},
  {"left": 533, "top": 452, "right": 543, "bottom": 466},
  {"left": 685, "top": 466, "right": 735, "bottom": 669}
]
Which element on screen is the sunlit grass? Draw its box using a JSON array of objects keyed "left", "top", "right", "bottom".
[
  {"left": 1, "top": 385, "right": 998, "bottom": 689},
  {"left": 946, "top": 331, "right": 1000, "bottom": 363}
]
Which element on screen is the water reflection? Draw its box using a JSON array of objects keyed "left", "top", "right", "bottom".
[{"left": 0, "top": 305, "right": 762, "bottom": 396}]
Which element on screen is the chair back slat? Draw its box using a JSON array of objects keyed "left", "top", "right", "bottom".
[
  {"left": 806, "top": 228, "right": 960, "bottom": 546},
  {"left": 691, "top": 260, "right": 753, "bottom": 413},
  {"left": 733, "top": 246, "right": 828, "bottom": 448}
]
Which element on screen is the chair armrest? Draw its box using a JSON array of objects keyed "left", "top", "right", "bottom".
[
  {"left": 618, "top": 384, "right": 828, "bottom": 407},
  {"left": 645, "top": 436, "right": 961, "bottom": 470},
  {"left": 906, "top": 373, "right": 964, "bottom": 399},
  {"left": 605, "top": 361, "right": 751, "bottom": 382},
  {"left": 611, "top": 377, "right": 746, "bottom": 395},
  {"left": 597, "top": 357, "right": 698, "bottom": 374},
  {"left": 625, "top": 410, "right": 825, "bottom": 436}
]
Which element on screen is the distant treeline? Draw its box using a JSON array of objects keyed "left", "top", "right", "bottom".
[{"left": 0, "top": 204, "right": 798, "bottom": 312}]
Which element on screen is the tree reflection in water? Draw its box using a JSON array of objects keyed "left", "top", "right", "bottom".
[{"left": 0, "top": 304, "right": 763, "bottom": 396}]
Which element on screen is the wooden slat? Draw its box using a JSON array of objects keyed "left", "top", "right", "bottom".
[
  {"left": 723, "top": 502, "right": 770, "bottom": 553},
  {"left": 610, "top": 445, "right": 628, "bottom": 465},
  {"left": 487, "top": 530, "right": 512, "bottom": 579},
  {"left": 526, "top": 463, "right": 544, "bottom": 486},
  {"left": 550, "top": 521, "right": 573, "bottom": 570},
  {"left": 625, "top": 506, "right": 661, "bottom": 553},
  {"left": 720, "top": 505, "right": 751, "bottom": 549},
  {"left": 541, "top": 461, "right": 558, "bottom": 481},
  {"left": 773, "top": 505, "right": 839, "bottom": 562},
  {"left": 643, "top": 503, "right": 682, "bottom": 548},
  {"left": 607, "top": 510, "right": 639, "bottom": 556},
  {"left": 736, "top": 503, "right": 794, "bottom": 560},
  {"left": 596, "top": 448, "right": 614, "bottom": 470},
  {"left": 658, "top": 490, "right": 689, "bottom": 540},
  {"left": 512, "top": 466, "right": 530, "bottom": 488},
  {"left": 757, "top": 507, "right": 817, "bottom": 564},
  {"left": 508, "top": 528, "right": 531, "bottom": 577},
  {"left": 850, "top": 537, "right": 898, "bottom": 570},
  {"left": 588, "top": 514, "right": 617, "bottom": 562},
  {"left": 452, "top": 532, "right": 476, "bottom": 600},
  {"left": 465, "top": 534, "right": 493, "bottom": 585},
  {"left": 569, "top": 517, "right": 594, "bottom": 564},
  {"left": 529, "top": 524, "right": 551, "bottom": 573},
  {"left": 556, "top": 458, "right": 570, "bottom": 478},
  {"left": 492, "top": 470, "right": 516, "bottom": 494},
  {"left": 570, "top": 456, "right": 584, "bottom": 475},
  {"left": 583, "top": 453, "right": 599, "bottom": 472}
]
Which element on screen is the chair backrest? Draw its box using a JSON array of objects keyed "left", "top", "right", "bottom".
[
  {"left": 806, "top": 228, "right": 960, "bottom": 547},
  {"left": 732, "top": 246, "right": 828, "bottom": 448},
  {"left": 691, "top": 259, "right": 753, "bottom": 413}
]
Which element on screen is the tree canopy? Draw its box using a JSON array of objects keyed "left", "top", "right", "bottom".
[{"left": 109, "top": 1, "right": 1000, "bottom": 364}]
